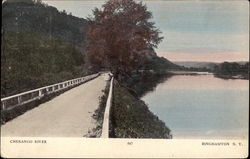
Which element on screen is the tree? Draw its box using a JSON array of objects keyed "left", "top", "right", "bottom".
[
  {"left": 5, "top": 0, "right": 34, "bottom": 3},
  {"left": 86, "top": 0, "right": 163, "bottom": 79}
]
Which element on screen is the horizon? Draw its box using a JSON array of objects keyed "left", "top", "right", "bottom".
[
  {"left": 157, "top": 52, "right": 249, "bottom": 63},
  {"left": 43, "top": 0, "right": 249, "bottom": 63},
  {"left": 170, "top": 60, "right": 249, "bottom": 63}
]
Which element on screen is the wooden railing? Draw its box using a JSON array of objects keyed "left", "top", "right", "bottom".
[
  {"left": 101, "top": 74, "right": 114, "bottom": 138},
  {"left": 1, "top": 73, "right": 100, "bottom": 111}
]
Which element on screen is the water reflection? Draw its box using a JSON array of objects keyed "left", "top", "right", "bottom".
[
  {"left": 123, "top": 72, "right": 173, "bottom": 97},
  {"left": 141, "top": 74, "right": 249, "bottom": 139}
]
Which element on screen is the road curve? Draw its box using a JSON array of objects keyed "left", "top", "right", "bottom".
[{"left": 1, "top": 73, "right": 109, "bottom": 137}]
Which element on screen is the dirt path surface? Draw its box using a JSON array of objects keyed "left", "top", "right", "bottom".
[{"left": 1, "top": 73, "right": 108, "bottom": 137}]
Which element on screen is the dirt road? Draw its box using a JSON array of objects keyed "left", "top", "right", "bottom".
[{"left": 1, "top": 73, "right": 109, "bottom": 137}]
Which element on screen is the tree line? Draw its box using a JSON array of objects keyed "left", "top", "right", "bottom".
[{"left": 214, "top": 62, "right": 249, "bottom": 78}]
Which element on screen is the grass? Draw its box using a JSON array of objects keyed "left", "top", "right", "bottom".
[{"left": 110, "top": 80, "right": 172, "bottom": 138}]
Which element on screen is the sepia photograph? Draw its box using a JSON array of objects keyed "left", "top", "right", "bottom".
[{"left": 1, "top": 0, "right": 249, "bottom": 158}]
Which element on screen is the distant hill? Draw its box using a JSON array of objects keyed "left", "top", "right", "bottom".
[
  {"left": 174, "top": 61, "right": 249, "bottom": 74},
  {"left": 138, "top": 49, "right": 180, "bottom": 72},
  {"left": 2, "top": 0, "right": 87, "bottom": 46},
  {"left": 1, "top": 0, "right": 89, "bottom": 97},
  {"left": 235, "top": 61, "right": 249, "bottom": 65},
  {"left": 174, "top": 61, "right": 219, "bottom": 70},
  {"left": 174, "top": 61, "right": 248, "bottom": 69}
]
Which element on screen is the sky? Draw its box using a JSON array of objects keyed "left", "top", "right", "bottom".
[{"left": 44, "top": 0, "right": 249, "bottom": 62}]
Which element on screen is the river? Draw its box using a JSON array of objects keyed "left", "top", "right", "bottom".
[{"left": 141, "top": 74, "right": 249, "bottom": 139}]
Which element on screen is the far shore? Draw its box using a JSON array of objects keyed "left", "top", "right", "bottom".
[
  {"left": 168, "top": 71, "right": 213, "bottom": 75},
  {"left": 166, "top": 71, "right": 249, "bottom": 80}
]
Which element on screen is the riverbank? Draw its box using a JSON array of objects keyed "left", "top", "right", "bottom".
[
  {"left": 168, "top": 71, "right": 213, "bottom": 75},
  {"left": 214, "top": 73, "right": 249, "bottom": 80},
  {"left": 110, "top": 80, "right": 172, "bottom": 138}
]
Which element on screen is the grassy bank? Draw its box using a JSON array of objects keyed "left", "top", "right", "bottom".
[{"left": 110, "top": 80, "right": 172, "bottom": 138}]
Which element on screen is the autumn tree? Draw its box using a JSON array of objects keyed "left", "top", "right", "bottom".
[{"left": 86, "top": 0, "right": 163, "bottom": 79}]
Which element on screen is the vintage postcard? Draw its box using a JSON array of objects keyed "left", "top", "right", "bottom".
[{"left": 1, "top": 0, "right": 249, "bottom": 158}]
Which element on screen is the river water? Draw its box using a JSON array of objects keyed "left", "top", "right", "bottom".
[{"left": 141, "top": 74, "right": 249, "bottom": 139}]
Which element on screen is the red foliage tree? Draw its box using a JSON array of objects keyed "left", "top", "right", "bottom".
[{"left": 86, "top": 0, "right": 163, "bottom": 78}]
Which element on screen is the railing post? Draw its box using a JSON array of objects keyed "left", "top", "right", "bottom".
[
  {"left": 17, "top": 96, "right": 21, "bottom": 104},
  {"left": 38, "top": 90, "right": 42, "bottom": 97},
  {"left": 2, "top": 101, "right": 6, "bottom": 110}
]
